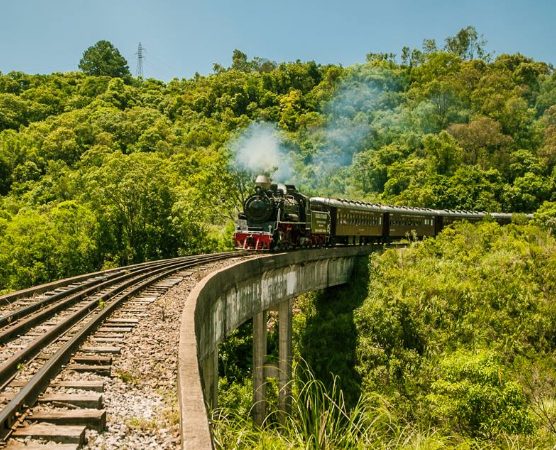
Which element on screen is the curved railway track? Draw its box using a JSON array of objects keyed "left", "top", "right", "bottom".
[{"left": 0, "top": 252, "right": 242, "bottom": 448}]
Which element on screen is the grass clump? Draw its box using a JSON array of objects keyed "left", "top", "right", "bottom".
[
  {"left": 115, "top": 368, "right": 141, "bottom": 385},
  {"left": 212, "top": 361, "right": 446, "bottom": 449}
]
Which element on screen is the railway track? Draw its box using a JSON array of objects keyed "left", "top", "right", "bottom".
[{"left": 0, "top": 252, "right": 241, "bottom": 449}]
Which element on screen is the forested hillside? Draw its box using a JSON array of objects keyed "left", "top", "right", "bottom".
[{"left": 1, "top": 28, "right": 555, "bottom": 294}]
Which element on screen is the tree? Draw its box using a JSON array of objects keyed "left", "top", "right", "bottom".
[
  {"left": 83, "top": 152, "right": 181, "bottom": 264},
  {"left": 0, "top": 202, "right": 99, "bottom": 290},
  {"left": 422, "top": 38, "right": 438, "bottom": 54},
  {"left": 447, "top": 117, "right": 512, "bottom": 168},
  {"left": 78, "top": 40, "right": 131, "bottom": 78},
  {"left": 231, "top": 49, "right": 251, "bottom": 72},
  {"left": 444, "top": 26, "right": 489, "bottom": 60}
]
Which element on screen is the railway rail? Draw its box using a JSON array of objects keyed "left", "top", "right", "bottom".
[{"left": 0, "top": 252, "right": 242, "bottom": 448}]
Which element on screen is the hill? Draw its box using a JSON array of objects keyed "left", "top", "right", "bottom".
[{"left": 0, "top": 28, "right": 555, "bottom": 293}]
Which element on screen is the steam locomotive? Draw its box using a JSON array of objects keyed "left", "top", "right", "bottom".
[{"left": 233, "top": 175, "right": 515, "bottom": 250}]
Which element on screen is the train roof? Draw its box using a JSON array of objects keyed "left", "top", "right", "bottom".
[
  {"left": 309, "top": 197, "right": 518, "bottom": 219},
  {"left": 310, "top": 197, "right": 438, "bottom": 216}
]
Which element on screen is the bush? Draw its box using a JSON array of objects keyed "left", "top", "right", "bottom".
[{"left": 426, "top": 349, "right": 533, "bottom": 437}]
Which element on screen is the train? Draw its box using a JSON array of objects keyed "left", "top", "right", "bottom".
[{"left": 233, "top": 175, "right": 515, "bottom": 251}]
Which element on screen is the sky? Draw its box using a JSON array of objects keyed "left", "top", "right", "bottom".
[{"left": 1, "top": 0, "right": 555, "bottom": 81}]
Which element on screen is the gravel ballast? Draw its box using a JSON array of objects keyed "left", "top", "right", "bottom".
[{"left": 84, "top": 257, "right": 247, "bottom": 449}]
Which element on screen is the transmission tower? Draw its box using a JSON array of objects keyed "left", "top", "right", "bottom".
[{"left": 136, "top": 42, "right": 145, "bottom": 78}]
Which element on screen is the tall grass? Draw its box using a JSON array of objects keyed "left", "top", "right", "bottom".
[{"left": 211, "top": 361, "right": 447, "bottom": 449}]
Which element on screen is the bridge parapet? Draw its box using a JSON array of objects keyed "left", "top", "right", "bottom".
[{"left": 178, "top": 247, "right": 373, "bottom": 449}]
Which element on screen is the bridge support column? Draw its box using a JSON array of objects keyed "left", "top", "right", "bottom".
[
  {"left": 278, "top": 299, "right": 292, "bottom": 423},
  {"left": 201, "top": 347, "right": 218, "bottom": 411},
  {"left": 253, "top": 310, "right": 267, "bottom": 425}
]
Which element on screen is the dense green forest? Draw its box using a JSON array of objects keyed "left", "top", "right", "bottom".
[
  {"left": 1, "top": 27, "right": 555, "bottom": 292},
  {"left": 2, "top": 26, "right": 556, "bottom": 448}
]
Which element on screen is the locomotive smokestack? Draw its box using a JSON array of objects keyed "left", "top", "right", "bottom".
[{"left": 255, "top": 174, "right": 272, "bottom": 190}]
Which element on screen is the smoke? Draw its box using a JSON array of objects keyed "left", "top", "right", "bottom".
[
  {"left": 229, "top": 66, "right": 403, "bottom": 192},
  {"left": 310, "top": 66, "right": 400, "bottom": 180},
  {"left": 230, "top": 122, "right": 293, "bottom": 181}
]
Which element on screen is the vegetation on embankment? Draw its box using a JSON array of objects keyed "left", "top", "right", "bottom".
[
  {"left": 214, "top": 222, "right": 556, "bottom": 448},
  {"left": 1, "top": 26, "right": 556, "bottom": 293}
]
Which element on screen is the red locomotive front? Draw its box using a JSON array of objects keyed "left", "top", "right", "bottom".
[{"left": 233, "top": 175, "right": 309, "bottom": 250}]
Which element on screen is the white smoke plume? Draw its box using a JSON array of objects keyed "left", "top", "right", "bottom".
[
  {"left": 230, "top": 122, "right": 293, "bottom": 181},
  {"left": 229, "top": 66, "right": 401, "bottom": 193},
  {"left": 311, "top": 66, "right": 397, "bottom": 177}
]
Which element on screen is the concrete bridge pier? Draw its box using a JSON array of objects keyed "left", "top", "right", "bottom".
[
  {"left": 252, "top": 298, "right": 293, "bottom": 425},
  {"left": 278, "top": 298, "right": 292, "bottom": 423}
]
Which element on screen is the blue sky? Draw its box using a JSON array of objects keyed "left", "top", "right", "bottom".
[{"left": 1, "top": 0, "right": 555, "bottom": 81}]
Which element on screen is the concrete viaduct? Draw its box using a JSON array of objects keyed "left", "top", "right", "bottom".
[{"left": 178, "top": 246, "right": 373, "bottom": 449}]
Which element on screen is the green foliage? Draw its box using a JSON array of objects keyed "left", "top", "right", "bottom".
[
  {"left": 353, "top": 222, "right": 556, "bottom": 444},
  {"left": 427, "top": 350, "right": 533, "bottom": 437},
  {"left": 0, "top": 201, "right": 99, "bottom": 291},
  {"left": 78, "top": 40, "right": 131, "bottom": 78},
  {"left": 535, "top": 201, "right": 556, "bottom": 233},
  {"left": 444, "top": 26, "right": 490, "bottom": 60},
  {"left": 82, "top": 152, "right": 180, "bottom": 264},
  {"left": 218, "top": 321, "right": 253, "bottom": 383}
]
